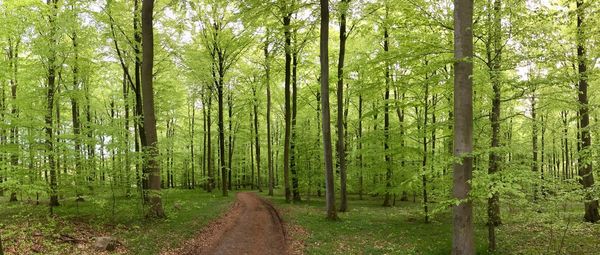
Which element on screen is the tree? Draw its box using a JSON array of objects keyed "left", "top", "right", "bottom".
[
  {"left": 264, "top": 33, "right": 275, "bottom": 196},
  {"left": 576, "top": 0, "right": 599, "bottom": 223},
  {"left": 320, "top": 0, "right": 337, "bottom": 220},
  {"left": 336, "top": 0, "right": 350, "bottom": 212},
  {"left": 283, "top": 9, "right": 293, "bottom": 202},
  {"left": 486, "top": 0, "right": 503, "bottom": 251},
  {"left": 141, "top": 0, "right": 165, "bottom": 218},
  {"left": 452, "top": 0, "right": 475, "bottom": 253},
  {"left": 46, "top": 0, "right": 60, "bottom": 208}
]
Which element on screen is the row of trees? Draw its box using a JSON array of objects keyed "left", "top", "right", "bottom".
[{"left": 0, "top": 0, "right": 599, "bottom": 252}]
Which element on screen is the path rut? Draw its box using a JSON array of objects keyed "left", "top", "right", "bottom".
[{"left": 171, "top": 192, "right": 287, "bottom": 255}]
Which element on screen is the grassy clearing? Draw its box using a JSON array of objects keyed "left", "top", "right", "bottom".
[
  {"left": 0, "top": 189, "right": 233, "bottom": 255},
  {"left": 267, "top": 193, "right": 600, "bottom": 255}
]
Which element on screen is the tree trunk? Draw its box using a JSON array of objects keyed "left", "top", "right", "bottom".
[
  {"left": 8, "top": 37, "right": 20, "bottom": 202},
  {"left": 291, "top": 50, "right": 300, "bottom": 201},
  {"left": 190, "top": 101, "right": 196, "bottom": 189},
  {"left": 452, "top": 0, "right": 475, "bottom": 253},
  {"left": 207, "top": 91, "right": 214, "bottom": 192},
  {"left": 576, "top": 0, "right": 599, "bottom": 223},
  {"left": 337, "top": 0, "right": 349, "bottom": 212},
  {"left": 531, "top": 94, "right": 539, "bottom": 201},
  {"left": 47, "top": 0, "right": 59, "bottom": 208},
  {"left": 382, "top": 24, "right": 392, "bottom": 207},
  {"left": 141, "top": 0, "right": 165, "bottom": 218},
  {"left": 320, "top": 0, "right": 337, "bottom": 220},
  {"left": 265, "top": 35, "right": 274, "bottom": 196},
  {"left": 228, "top": 92, "right": 234, "bottom": 191},
  {"left": 422, "top": 74, "right": 429, "bottom": 223},
  {"left": 253, "top": 87, "right": 262, "bottom": 192},
  {"left": 283, "top": 12, "right": 292, "bottom": 202},
  {"left": 487, "top": 3, "right": 502, "bottom": 253},
  {"left": 358, "top": 94, "right": 363, "bottom": 200}
]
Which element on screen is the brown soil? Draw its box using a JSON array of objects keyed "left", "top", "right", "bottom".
[{"left": 167, "top": 192, "right": 288, "bottom": 255}]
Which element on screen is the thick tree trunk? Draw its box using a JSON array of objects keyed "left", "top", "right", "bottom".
[
  {"left": 320, "top": 0, "right": 337, "bottom": 220},
  {"left": 337, "top": 0, "right": 349, "bottom": 212},
  {"left": 133, "top": 0, "right": 148, "bottom": 194},
  {"left": 452, "top": 0, "right": 475, "bottom": 253},
  {"left": 576, "top": 0, "right": 599, "bottom": 223},
  {"left": 141, "top": 0, "right": 165, "bottom": 218}
]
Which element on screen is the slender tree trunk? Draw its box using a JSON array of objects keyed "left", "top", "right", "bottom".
[
  {"left": 133, "top": 0, "right": 148, "bottom": 195},
  {"left": 253, "top": 87, "right": 263, "bottom": 192},
  {"left": 337, "top": 0, "right": 350, "bottom": 212},
  {"left": 421, "top": 76, "right": 429, "bottom": 222},
  {"left": 141, "top": 0, "right": 165, "bottom": 218},
  {"left": 382, "top": 24, "right": 393, "bottom": 207},
  {"left": 541, "top": 114, "right": 546, "bottom": 196},
  {"left": 265, "top": 35, "right": 274, "bottom": 196},
  {"left": 228, "top": 92, "right": 233, "bottom": 191},
  {"left": 190, "top": 102, "right": 196, "bottom": 189},
  {"left": 8, "top": 37, "right": 20, "bottom": 202},
  {"left": 283, "top": 12, "right": 292, "bottom": 202},
  {"left": 452, "top": 0, "right": 475, "bottom": 253},
  {"left": 487, "top": 1, "right": 502, "bottom": 252},
  {"left": 358, "top": 94, "right": 363, "bottom": 200},
  {"left": 291, "top": 51, "right": 300, "bottom": 201},
  {"left": 320, "top": 0, "right": 337, "bottom": 220},
  {"left": 576, "top": 0, "right": 599, "bottom": 223},
  {"left": 250, "top": 119, "right": 255, "bottom": 188},
  {"left": 47, "top": 0, "right": 59, "bottom": 208},
  {"left": 562, "top": 111, "right": 569, "bottom": 180},
  {"left": 207, "top": 90, "right": 214, "bottom": 192},
  {"left": 531, "top": 94, "right": 538, "bottom": 201}
]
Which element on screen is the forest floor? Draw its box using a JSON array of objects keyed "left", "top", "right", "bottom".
[
  {"left": 0, "top": 189, "right": 233, "bottom": 254},
  {"left": 3, "top": 190, "right": 600, "bottom": 254},
  {"left": 266, "top": 193, "right": 600, "bottom": 255}
]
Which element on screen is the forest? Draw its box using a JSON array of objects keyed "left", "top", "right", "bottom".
[{"left": 0, "top": 0, "right": 600, "bottom": 254}]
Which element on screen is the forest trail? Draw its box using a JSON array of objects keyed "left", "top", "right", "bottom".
[{"left": 170, "top": 192, "right": 288, "bottom": 255}]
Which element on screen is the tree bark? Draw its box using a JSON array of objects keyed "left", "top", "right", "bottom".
[
  {"left": 487, "top": 4, "right": 502, "bottom": 253},
  {"left": 283, "top": 12, "right": 292, "bottom": 202},
  {"left": 47, "top": 0, "right": 59, "bottom": 208},
  {"left": 320, "top": 0, "right": 337, "bottom": 220},
  {"left": 291, "top": 50, "right": 300, "bottom": 201},
  {"left": 337, "top": 0, "right": 349, "bottom": 212},
  {"left": 141, "top": 0, "right": 165, "bottom": 218},
  {"left": 452, "top": 0, "right": 475, "bottom": 253},
  {"left": 382, "top": 24, "right": 392, "bottom": 207},
  {"left": 576, "top": 0, "right": 599, "bottom": 223},
  {"left": 265, "top": 35, "right": 274, "bottom": 196},
  {"left": 253, "top": 87, "right": 263, "bottom": 192},
  {"left": 8, "top": 37, "right": 20, "bottom": 202}
]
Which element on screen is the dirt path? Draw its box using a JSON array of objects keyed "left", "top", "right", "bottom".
[{"left": 169, "top": 192, "right": 287, "bottom": 255}]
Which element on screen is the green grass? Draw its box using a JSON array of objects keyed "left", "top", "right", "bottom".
[
  {"left": 0, "top": 189, "right": 234, "bottom": 254},
  {"left": 266, "top": 193, "right": 600, "bottom": 255}
]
